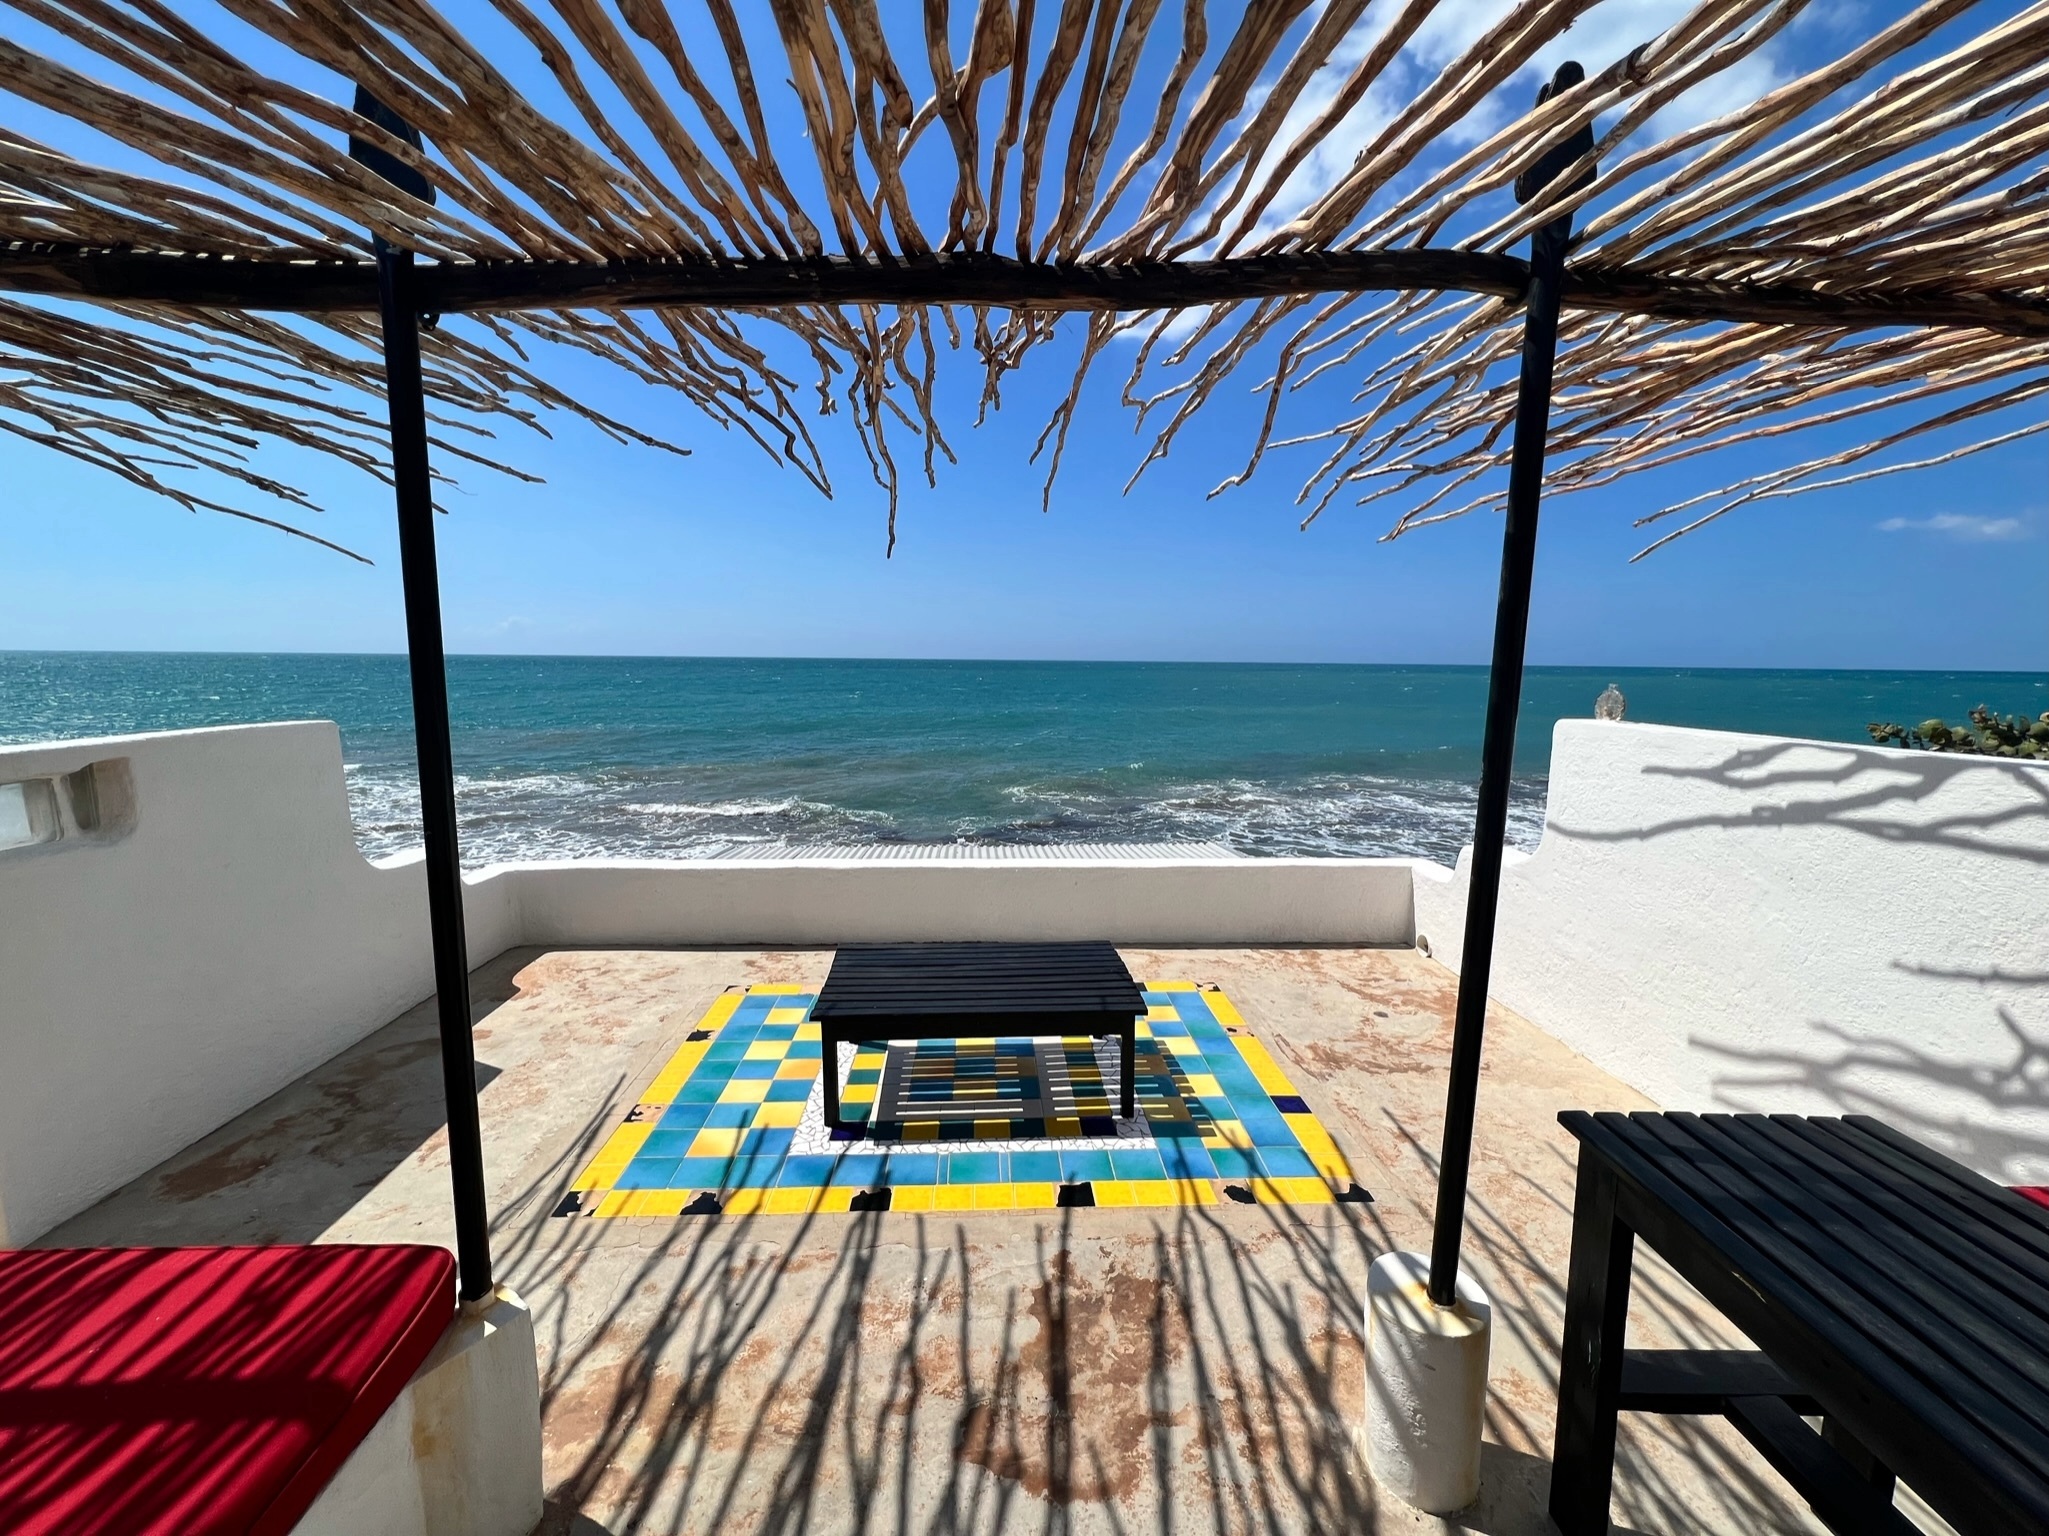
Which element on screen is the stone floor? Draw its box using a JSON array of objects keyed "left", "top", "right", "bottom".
[{"left": 45, "top": 945, "right": 1846, "bottom": 1535}]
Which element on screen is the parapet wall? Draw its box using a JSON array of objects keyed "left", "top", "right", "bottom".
[
  {"left": 1414, "top": 719, "right": 2049, "bottom": 1184},
  {"left": 0, "top": 722, "right": 1416, "bottom": 1245}
]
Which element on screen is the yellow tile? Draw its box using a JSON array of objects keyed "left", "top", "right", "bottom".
[
  {"left": 593, "top": 1123, "right": 653, "bottom": 1166},
  {"left": 796, "top": 1022, "right": 822, "bottom": 1041},
  {"left": 1126, "top": 1180, "right": 1207, "bottom": 1208},
  {"left": 902, "top": 1120, "right": 940, "bottom": 1140},
  {"left": 721, "top": 1189, "right": 767, "bottom": 1216},
  {"left": 1287, "top": 1116, "right": 1354, "bottom": 1181},
  {"left": 745, "top": 1040, "right": 788, "bottom": 1061},
  {"left": 1135, "top": 1021, "right": 1155, "bottom": 1039},
  {"left": 1150, "top": 980, "right": 1199, "bottom": 992},
  {"left": 1146, "top": 1004, "right": 1181, "bottom": 1022},
  {"left": 890, "top": 1186, "right": 935, "bottom": 1211},
  {"left": 1212, "top": 1119, "right": 1252, "bottom": 1149},
  {"left": 719, "top": 1079, "right": 771, "bottom": 1104},
  {"left": 974, "top": 1119, "right": 1012, "bottom": 1140},
  {"left": 625, "top": 1189, "right": 695, "bottom": 1217},
  {"left": 1253, "top": 1176, "right": 1335, "bottom": 1206},
  {"left": 852, "top": 1051, "right": 887, "bottom": 1069},
  {"left": 1091, "top": 1180, "right": 1142, "bottom": 1207},
  {"left": 767, "top": 1006, "right": 809, "bottom": 1025},
  {"left": 698, "top": 990, "right": 746, "bottom": 1030},
  {"left": 932, "top": 1186, "right": 976, "bottom": 1211},
  {"left": 644, "top": 1041, "right": 709, "bottom": 1099},
  {"left": 1232, "top": 1035, "right": 1296, "bottom": 1096},
  {"left": 688, "top": 1127, "right": 741, "bottom": 1159},
  {"left": 1204, "top": 990, "right": 1247, "bottom": 1026},
  {"left": 841, "top": 1085, "right": 875, "bottom": 1104},
  {"left": 1183, "top": 1073, "right": 1221, "bottom": 1099},
  {"left": 1011, "top": 1183, "right": 1058, "bottom": 1210},
  {"left": 971, "top": 1184, "right": 1017, "bottom": 1210},
  {"left": 819, "top": 1187, "right": 858, "bottom": 1213},
  {"left": 748, "top": 983, "right": 807, "bottom": 996},
  {"left": 775, "top": 1058, "right": 818, "bottom": 1080},
  {"left": 570, "top": 1159, "right": 626, "bottom": 1192},
  {"left": 1047, "top": 1117, "right": 1083, "bottom": 1138},
  {"left": 759, "top": 1188, "right": 817, "bottom": 1215},
  {"left": 593, "top": 1189, "right": 635, "bottom": 1217},
  {"left": 956, "top": 1038, "right": 994, "bottom": 1053},
  {"left": 1162, "top": 1036, "right": 1202, "bottom": 1057},
  {"left": 752, "top": 1100, "right": 805, "bottom": 1128}
]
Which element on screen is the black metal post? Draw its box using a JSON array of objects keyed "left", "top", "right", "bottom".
[
  {"left": 378, "top": 245, "right": 494, "bottom": 1301},
  {"left": 1426, "top": 63, "right": 1592, "bottom": 1309}
]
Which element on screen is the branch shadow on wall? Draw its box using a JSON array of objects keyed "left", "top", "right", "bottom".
[{"left": 1544, "top": 739, "right": 2049, "bottom": 865}]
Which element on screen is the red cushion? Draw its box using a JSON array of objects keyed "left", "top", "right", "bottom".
[
  {"left": 2015, "top": 1186, "right": 2049, "bottom": 1211},
  {"left": 0, "top": 1245, "right": 455, "bottom": 1536}
]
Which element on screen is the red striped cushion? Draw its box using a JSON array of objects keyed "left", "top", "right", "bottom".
[{"left": 0, "top": 1245, "right": 455, "bottom": 1536}]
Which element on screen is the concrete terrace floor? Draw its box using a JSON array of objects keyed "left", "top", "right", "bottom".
[{"left": 45, "top": 946, "right": 1834, "bottom": 1536}]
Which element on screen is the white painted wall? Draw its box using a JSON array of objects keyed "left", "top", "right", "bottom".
[
  {"left": 0, "top": 724, "right": 1417, "bottom": 1245},
  {"left": 1415, "top": 720, "right": 2049, "bottom": 1182}
]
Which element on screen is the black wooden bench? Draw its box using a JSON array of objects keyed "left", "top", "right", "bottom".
[
  {"left": 1552, "top": 1110, "right": 2049, "bottom": 1536},
  {"left": 811, "top": 942, "right": 1145, "bottom": 1130}
]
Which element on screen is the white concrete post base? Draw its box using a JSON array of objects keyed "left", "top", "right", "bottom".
[
  {"left": 295, "top": 1283, "right": 545, "bottom": 1536},
  {"left": 1360, "top": 1250, "right": 1493, "bottom": 1516}
]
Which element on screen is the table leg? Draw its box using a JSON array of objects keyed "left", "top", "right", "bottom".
[
  {"left": 1121, "top": 1019, "right": 1136, "bottom": 1121},
  {"left": 1550, "top": 1152, "right": 1636, "bottom": 1536},
  {"left": 822, "top": 1024, "right": 841, "bottom": 1130}
]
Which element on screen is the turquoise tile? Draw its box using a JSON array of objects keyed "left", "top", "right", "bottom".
[
  {"left": 765, "top": 1078, "right": 815, "bottom": 1102},
  {"left": 674, "top": 1078, "right": 727, "bottom": 1105},
  {"left": 638, "top": 1129, "right": 699, "bottom": 1158},
  {"left": 945, "top": 1151, "right": 1007, "bottom": 1184},
  {"left": 741, "top": 1127, "right": 794, "bottom": 1157},
  {"left": 1059, "top": 1150, "right": 1116, "bottom": 1184},
  {"left": 778, "top": 1156, "right": 837, "bottom": 1189},
  {"left": 1256, "top": 1146, "right": 1318, "bottom": 1179},
  {"left": 786, "top": 1040, "right": 823, "bottom": 1059},
  {"left": 756, "top": 1023, "right": 799, "bottom": 1041},
  {"left": 1110, "top": 1148, "right": 1165, "bottom": 1181},
  {"left": 1008, "top": 1150, "right": 1062, "bottom": 1183},
  {"left": 701, "top": 1041, "right": 748, "bottom": 1064},
  {"left": 731, "top": 1058, "right": 778, "bottom": 1081},
  {"left": 1207, "top": 1147, "right": 1264, "bottom": 1181},
  {"left": 655, "top": 1102, "right": 713, "bottom": 1131}
]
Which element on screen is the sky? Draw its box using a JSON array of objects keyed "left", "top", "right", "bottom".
[{"left": 3, "top": 0, "right": 2044, "bottom": 671}]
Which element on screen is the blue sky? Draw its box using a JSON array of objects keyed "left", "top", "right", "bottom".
[{"left": 3, "top": 0, "right": 2044, "bottom": 669}]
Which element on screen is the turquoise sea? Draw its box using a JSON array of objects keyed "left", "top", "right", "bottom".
[{"left": 2, "top": 653, "right": 2041, "bottom": 866}]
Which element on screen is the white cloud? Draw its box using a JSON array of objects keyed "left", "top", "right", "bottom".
[{"left": 1876, "top": 512, "right": 2029, "bottom": 542}]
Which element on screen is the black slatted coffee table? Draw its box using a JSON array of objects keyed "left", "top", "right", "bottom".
[{"left": 812, "top": 942, "right": 1145, "bottom": 1130}]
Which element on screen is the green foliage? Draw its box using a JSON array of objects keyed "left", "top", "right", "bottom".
[{"left": 1868, "top": 706, "right": 2049, "bottom": 758}]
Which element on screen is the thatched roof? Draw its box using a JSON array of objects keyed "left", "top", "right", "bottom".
[{"left": 2, "top": 0, "right": 2043, "bottom": 559}]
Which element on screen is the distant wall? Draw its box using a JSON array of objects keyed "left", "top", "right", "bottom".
[
  {"left": 0, "top": 723, "right": 1417, "bottom": 1245},
  {"left": 1414, "top": 720, "right": 2049, "bottom": 1183}
]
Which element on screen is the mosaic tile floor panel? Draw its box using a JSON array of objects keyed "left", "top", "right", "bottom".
[{"left": 561, "top": 981, "right": 1364, "bottom": 1217}]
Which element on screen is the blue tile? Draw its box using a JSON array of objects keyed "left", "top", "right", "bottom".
[
  {"left": 766, "top": 1078, "right": 815, "bottom": 1102},
  {"left": 1008, "top": 1150, "right": 1062, "bottom": 1183},
  {"left": 1058, "top": 1150, "right": 1116, "bottom": 1184},
  {"left": 1206, "top": 1146, "right": 1264, "bottom": 1180},
  {"left": 1109, "top": 1148, "right": 1165, "bottom": 1181},
  {"left": 613, "top": 1158, "right": 681, "bottom": 1189},
  {"left": 741, "top": 1127, "right": 794, "bottom": 1157},
  {"left": 731, "top": 1058, "right": 778, "bottom": 1081},
  {"left": 1256, "top": 1146, "right": 1318, "bottom": 1179},
  {"left": 945, "top": 1151, "right": 1007, "bottom": 1184},
  {"left": 786, "top": 1040, "right": 823, "bottom": 1059},
  {"left": 829, "top": 1156, "right": 887, "bottom": 1188},
  {"left": 1146, "top": 1016, "right": 1189, "bottom": 1036},
  {"left": 701, "top": 1041, "right": 748, "bottom": 1064},
  {"left": 778, "top": 1155, "right": 838, "bottom": 1189},
  {"left": 654, "top": 1102, "right": 713, "bottom": 1131},
  {"left": 756, "top": 1023, "right": 799, "bottom": 1041},
  {"left": 1157, "top": 1141, "right": 1216, "bottom": 1180},
  {"left": 1198, "top": 1096, "right": 1237, "bottom": 1122},
  {"left": 706, "top": 1102, "right": 755, "bottom": 1129},
  {"left": 878, "top": 1152, "right": 940, "bottom": 1186}
]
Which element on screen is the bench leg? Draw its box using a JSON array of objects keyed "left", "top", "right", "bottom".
[
  {"left": 1121, "top": 1021, "right": 1136, "bottom": 1121},
  {"left": 822, "top": 1026, "right": 841, "bottom": 1130},
  {"left": 1550, "top": 1154, "right": 1636, "bottom": 1536}
]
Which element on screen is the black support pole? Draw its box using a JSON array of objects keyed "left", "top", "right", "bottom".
[
  {"left": 378, "top": 245, "right": 494, "bottom": 1301},
  {"left": 1427, "top": 63, "right": 1592, "bottom": 1310}
]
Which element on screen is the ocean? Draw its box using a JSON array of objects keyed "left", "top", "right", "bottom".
[{"left": 3, "top": 653, "right": 2041, "bottom": 867}]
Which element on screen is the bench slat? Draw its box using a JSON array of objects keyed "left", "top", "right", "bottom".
[{"left": 1723, "top": 1395, "right": 1921, "bottom": 1536}]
